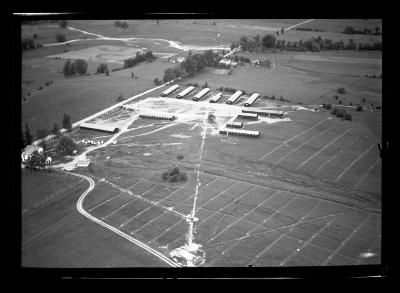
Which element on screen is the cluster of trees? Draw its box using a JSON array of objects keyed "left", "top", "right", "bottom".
[
  {"left": 56, "top": 33, "right": 66, "bottom": 43},
  {"left": 56, "top": 136, "right": 78, "bottom": 155},
  {"left": 22, "top": 113, "right": 72, "bottom": 150},
  {"left": 233, "top": 34, "right": 382, "bottom": 52},
  {"left": 331, "top": 108, "right": 352, "bottom": 120},
  {"left": 115, "top": 21, "right": 129, "bottom": 30},
  {"left": 95, "top": 63, "right": 109, "bottom": 75},
  {"left": 161, "top": 166, "right": 187, "bottom": 183},
  {"left": 123, "top": 51, "right": 156, "bottom": 69},
  {"left": 21, "top": 38, "right": 42, "bottom": 50},
  {"left": 59, "top": 20, "right": 68, "bottom": 29},
  {"left": 63, "top": 59, "right": 88, "bottom": 76},
  {"left": 294, "top": 27, "right": 325, "bottom": 32},
  {"left": 233, "top": 55, "right": 251, "bottom": 63},
  {"left": 342, "top": 26, "right": 381, "bottom": 35},
  {"left": 231, "top": 34, "right": 277, "bottom": 52},
  {"left": 163, "top": 49, "right": 222, "bottom": 82}
]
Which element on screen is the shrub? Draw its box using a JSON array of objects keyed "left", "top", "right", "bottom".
[
  {"left": 356, "top": 105, "right": 363, "bottom": 111},
  {"left": 331, "top": 108, "right": 337, "bottom": 115},
  {"left": 38, "top": 86, "right": 43, "bottom": 90},
  {"left": 325, "top": 104, "right": 332, "bottom": 110},
  {"left": 88, "top": 162, "right": 95, "bottom": 173},
  {"left": 161, "top": 171, "right": 169, "bottom": 180},
  {"left": 344, "top": 113, "right": 352, "bottom": 120},
  {"left": 177, "top": 154, "right": 184, "bottom": 160},
  {"left": 96, "top": 63, "right": 108, "bottom": 74},
  {"left": 337, "top": 87, "right": 346, "bottom": 94},
  {"left": 338, "top": 100, "right": 342, "bottom": 104},
  {"left": 56, "top": 33, "right": 66, "bottom": 43}
]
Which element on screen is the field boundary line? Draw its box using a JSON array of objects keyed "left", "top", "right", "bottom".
[
  {"left": 213, "top": 197, "right": 321, "bottom": 261},
  {"left": 275, "top": 123, "right": 337, "bottom": 165},
  {"left": 279, "top": 218, "right": 333, "bottom": 266},
  {"left": 322, "top": 214, "right": 372, "bottom": 265},
  {"left": 334, "top": 143, "right": 377, "bottom": 183},
  {"left": 246, "top": 234, "right": 287, "bottom": 266},
  {"left": 258, "top": 118, "right": 329, "bottom": 161},
  {"left": 88, "top": 179, "right": 144, "bottom": 212},
  {"left": 353, "top": 158, "right": 380, "bottom": 190},
  {"left": 161, "top": 182, "right": 240, "bottom": 247},
  {"left": 72, "top": 172, "right": 180, "bottom": 267},
  {"left": 295, "top": 128, "right": 352, "bottom": 171},
  {"left": 134, "top": 177, "right": 218, "bottom": 233}
]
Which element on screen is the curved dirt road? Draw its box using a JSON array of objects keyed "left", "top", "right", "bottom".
[{"left": 70, "top": 171, "right": 180, "bottom": 267}]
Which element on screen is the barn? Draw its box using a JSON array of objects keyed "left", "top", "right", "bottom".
[
  {"left": 79, "top": 123, "right": 120, "bottom": 133},
  {"left": 209, "top": 93, "right": 222, "bottom": 103},
  {"left": 242, "top": 108, "right": 284, "bottom": 118},
  {"left": 193, "top": 88, "right": 210, "bottom": 101},
  {"left": 237, "top": 113, "right": 258, "bottom": 120},
  {"left": 244, "top": 93, "right": 260, "bottom": 107},
  {"left": 219, "top": 128, "right": 260, "bottom": 138},
  {"left": 161, "top": 84, "right": 180, "bottom": 97},
  {"left": 176, "top": 86, "right": 195, "bottom": 99},
  {"left": 139, "top": 112, "right": 176, "bottom": 121},
  {"left": 226, "top": 91, "right": 243, "bottom": 104},
  {"left": 226, "top": 121, "right": 243, "bottom": 128}
]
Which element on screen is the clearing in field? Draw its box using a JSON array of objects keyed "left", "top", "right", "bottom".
[{"left": 46, "top": 45, "right": 144, "bottom": 64}]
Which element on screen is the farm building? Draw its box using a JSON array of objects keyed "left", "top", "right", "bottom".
[
  {"left": 80, "top": 123, "right": 120, "bottom": 133},
  {"left": 139, "top": 112, "right": 176, "bottom": 121},
  {"left": 219, "top": 128, "right": 260, "bottom": 138},
  {"left": 122, "top": 104, "right": 137, "bottom": 111},
  {"left": 76, "top": 159, "right": 90, "bottom": 167},
  {"left": 242, "top": 108, "right": 284, "bottom": 118},
  {"left": 21, "top": 145, "right": 44, "bottom": 163},
  {"left": 226, "top": 121, "right": 243, "bottom": 128},
  {"left": 161, "top": 84, "right": 180, "bottom": 97},
  {"left": 244, "top": 93, "right": 260, "bottom": 107},
  {"left": 209, "top": 93, "right": 222, "bottom": 103},
  {"left": 227, "top": 91, "right": 243, "bottom": 104},
  {"left": 193, "top": 88, "right": 210, "bottom": 101},
  {"left": 176, "top": 86, "right": 195, "bottom": 99},
  {"left": 237, "top": 113, "right": 258, "bottom": 120},
  {"left": 177, "top": 57, "right": 185, "bottom": 63}
]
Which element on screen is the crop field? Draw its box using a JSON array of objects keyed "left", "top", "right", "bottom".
[{"left": 21, "top": 19, "right": 382, "bottom": 268}]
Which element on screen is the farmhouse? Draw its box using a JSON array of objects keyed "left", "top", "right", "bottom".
[
  {"left": 237, "top": 113, "right": 258, "bottom": 120},
  {"left": 21, "top": 145, "right": 44, "bottom": 163},
  {"left": 226, "top": 121, "right": 243, "bottom": 128},
  {"left": 139, "top": 112, "right": 176, "bottom": 121},
  {"left": 80, "top": 122, "right": 120, "bottom": 133},
  {"left": 192, "top": 88, "right": 210, "bottom": 101},
  {"left": 161, "top": 84, "right": 180, "bottom": 97},
  {"left": 244, "top": 93, "right": 260, "bottom": 107},
  {"left": 176, "top": 86, "right": 195, "bottom": 99},
  {"left": 242, "top": 108, "right": 284, "bottom": 118},
  {"left": 227, "top": 91, "right": 243, "bottom": 104},
  {"left": 219, "top": 128, "right": 260, "bottom": 138},
  {"left": 209, "top": 92, "right": 222, "bottom": 103}
]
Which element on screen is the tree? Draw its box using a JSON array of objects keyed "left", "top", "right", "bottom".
[
  {"left": 117, "top": 93, "right": 124, "bottom": 102},
  {"left": 63, "top": 59, "right": 75, "bottom": 76},
  {"left": 343, "top": 26, "right": 355, "bottom": 34},
  {"left": 374, "top": 27, "right": 380, "bottom": 35},
  {"left": 59, "top": 20, "right": 68, "bottom": 29},
  {"left": 52, "top": 123, "right": 59, "bottom": 135},
  {"left": 24, "top": 122, "right": 33, "bottom": 146},
  {"left": 33, "top": 33, "right": 38, "bottom": 39},
  {"left": 36, "top": 128, "right": 49, "bottom": 140},
  {"left": 337, "top": 87, "right": 346, "bottom": 94},
  {"left": 56, "top": 33, "right": 66, "bottom": 42},
  {"left": 96, "top": 63, "right": 108, "bottom": 74},
  {"left": 73, "top": 59, "right": 88, "bottom": 75},
  {"left": 261, "top": 34, "right": 276, "bottom": 49},
  {"left": 25, "top": 151, "right": 47, "bottom": 170},
  {"left": 154, "top": 77, "right": 160, "bottom": 85},
  {"left": 208, "top": 113, "right": 216, "bottom": 123},
  {"left": 62, "top": 113, "right": 72, "bottom": 130},
  {"left": 56, "top": 136, "right": 77, "bottom": 156}
]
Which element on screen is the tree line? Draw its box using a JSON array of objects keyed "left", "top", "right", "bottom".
[
  {"left": 232, "top": 33, "right": 382, "bottom": 53},
  {"left": 342, "top": 26, "right": 381, "bottom": 35},
  {"left": 163, "top": 49, "right": 222, "bottom": 82}
]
